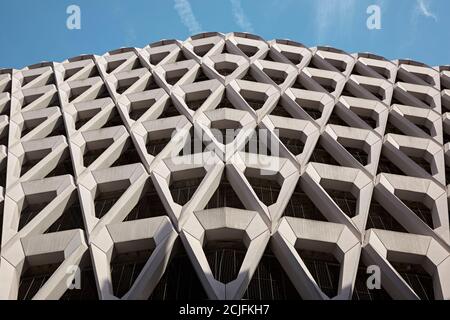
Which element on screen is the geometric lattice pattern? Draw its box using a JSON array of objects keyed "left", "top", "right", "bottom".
[{"left": 0, "top": 32, "right": 449, "bottom": 300}]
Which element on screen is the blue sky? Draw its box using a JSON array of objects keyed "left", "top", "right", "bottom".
[{"left": 0, "top": 0, "right": 449, "bottom": 69}]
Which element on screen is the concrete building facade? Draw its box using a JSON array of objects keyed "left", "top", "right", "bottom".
[{"left": 0, "top": 32, "right": 449, "bottom": 300}]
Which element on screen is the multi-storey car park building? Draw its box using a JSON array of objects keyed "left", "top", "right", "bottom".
[{"left": 0, "top": 32, "right": 449, "bottom": 300}]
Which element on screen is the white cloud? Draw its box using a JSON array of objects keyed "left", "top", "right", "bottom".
[
  {"left": 174, "top": 0, "right": 203, "bottom": 35},
  {"left": 416, "top": 0, "right": 437, "bottom": 21},
  {"left": 314, "top": 0, "right": 356, "bottom": 43},
  {"left": 230, "top": 0, "right": 254, "bottom": 33}
]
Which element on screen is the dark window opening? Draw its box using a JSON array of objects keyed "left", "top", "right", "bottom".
[
  {"left": 343, "top": 146, "right": 369, "bottom": 166},
  {"left": 44, "top": 193, "right": 84, "bottom": 233},
  {"left": 146, "top": 133, "right": 175, "bottom": 157},
  {"left": 280, "top": 51, "right": 303, "bottom": 65},
  {"left": 263, "top": 68, "right": 287, "bottom": 85},
  {"left": 385, "top": 119, "right": 404, "bottom": 135},
  {"left": 297, "top": 250, "right": 340, "bottom": 298},
  {"left": 106, "top": 59, "right": 126, "bottom": 73},
  {"left": 158, "top": 99, "right": 180, "bottom": 119},
  {"left": 245, "top": 175, "right": 281, "bottom": 206},
  {"left": 210, "top": 119, "right": 241, "bottom": 145},
  {"left": 83, "top": 138, "right": 114, "bottom": 167},
  {"left": 205, "top": 175, "right": 246, "bottom": 210},
  {"left": 112, "top": 138, "right": 142, "bottom": 167},
  {"left": 170, "top": 171, "right": 206, "bottom": 206},
  {"left": 60, "top": 266, "right": 98, "bottom": 300},
  {"left": 130, "top": 57, "right": 144, "bottom": 71},
  {"left": 194, "top": 44, "right": 214, "bottom": 57},
  {"left": 407, "top": 154, "right": 432, "bottom": 175},
  {"left": 237, "top": 44, "right": 258, "bottom": 58},
  {"left": 243, "top": 247, "right": 302, "bottom": 300},
  {"left": 283, "top": 182, "right": 327, "bottom": 221},
  {"left": 23, "top": 92, "right": 59, "bottom": 109},
  {"left": 166, "top": 68, "right": 188, "bottom": 86},
  {"left": 325, "top": 58, "right": 347, "bottom": 73},
  {"left": 366, "top": 198, "right": 407, "bottom": 232},
  {"left": 0, "top": 165, "right": 6, "bottom": 188},
  {"left": 279, "top": 136, "right": 305, "bottom": 155},
  {"left": 95, "top": 86, "right": 111, "bottom": 101},
  {"left": 110, "top": 248, "right": 153, "bottom": 298},
  {"left": 241, "top": 95, "right": 266, "bottom": 111},
  {"left": 204, "top": 241, "right": 246, "bottom": 284},
  {"left": 390, "top": 94, "right": 405, "bottom": 106},
  {"left": 175, "top": 51, "right": 190, "bottom": 63},
  {"left": 46, "top": 151, "right": 75, "bottom": 178},
  {"left": 0, "top": 100, "right": 10, "bottom": 116},
  {"left": 108, "top": 56, "right": 143, "bottom": 73},
  {"left": 377, "top": 153, "right": 405, "bottom": 176},
  {"left": 341, "top": 86, "right": 357, "bottom": 99},
  {"left": 270, "top": 104, "right": 293, "bottom": 118},
  {"left": 142, "top": 76, "right": 160, "bottom": 91},
  {"left": 64, "top": 65, "right": 99, "bottom": 81},
  {"left": 94, "top": 179, "right": 131, "bottom": 219},
  {"left": 410, "top": 92, "right": 434, "bottom": 109},
  {"left": 244, "top": 130, "right": 271, "bottom": 156},
  {"left": 68, "top": 86, "right": 91, "bottom": 103},
  {"left": 291, "top": 78, "right": 308, "bottom": 90},
  {"left": 295, "top": 98, "right": 323, "bottom": 120},
  {"left": 185, "top": 90, "right": 211, "bottom": 111},
  {"left": 241, "top": 71, "right": 258, "bottom": 83},
  {"left": 124, "top": 181, "right": 167, "bottom": 221},
  {"left": 361, "top": 84, "right": 385, "bottom": 101},
  {"left": 370, "top": 66, "right": 391, "bottom": 80},
  {"left": 214, "top": 61, "right": 238, "bottom": 77},
  {"left": 442, "top": 98, "right": 450, "bottom": 113},
  {"left": 149, "top": 243, "right": 208, "bottom": 300},
  {"left": 401, "top": 199, "right": 433, "bottom": 228},
  {"left": 20, "top": 148, "right": 53, "bottom": 177},
  {"left": 410, "top": 120, "right": 432, "bottom": 136},
  {"left": 194, "top": 69, "right": 210, "bottom": 82},
  {"left": 398, "top": 71, "right": 435, "bottom": 87},
  {"left": 356, "top": 112, "right": 377, "bottom": 129},
  {"left": 311, "top": 76, "right": 336, "bottom": 94},
  {"left": 19, "top": 191, "right": 57, "bottom": 230},
  {"left": 116, "top": 77, "right": 139, "bottom": 94},
  {"left": 0, "top": 79, "right": 11, "bottom": 93},
  {"left": 75, "top": 108, "right": 102, "bottom": 130},
  {"left": 48, "top": 120, "right": 66, "bottom": 137},
  {"left": 445, "top": 164, "right": 450, "bottom": 186},
  {"left": 310, "top": 141, "right": 340, "bottom": 166},
  {"left": 104, "top": 108, "right": 124, "bottom": 128},
  {"left": 444, "top": 130, "right": 450, "bottom": 144},
  {"left": 21, "top": 74, "right": 41, "bottom": 87},
  {"left": 21, "top": 117, "right": 47, "bottom": 137},
  {"left": 216, "top": 94, "right": 237, "bottom": 110},
  {"left": 178, "top": 128, "right": 207, "bottom": 156},
  {"left": 18, "top": 261, "right": 62, "bottom": 300},
  {"left": 262, "top": 52, "right": 277, "bottom": 62},
  {"left": 308, "top": 59, "right": 328, "bottom": 71},
  {"left": 352, "top": 262, "right": 392, "bottom": 300},
  {"left": 128, "top": 99, "right": 156, "bottom": 121},
  {"left": 327, "top": 111, "right": 349, "bottom": 127},
  {"left": 389, "top": 262, "right": 435, "bottom": 300},
  {"left": 322, "top": 188, "right": 357, "bottom": 218},
  {"left": 25, "top": 74, "right": 55, "bottom": 87},
  {"left": 149, "top": 51, "right": 169, "bottom": 66}
]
